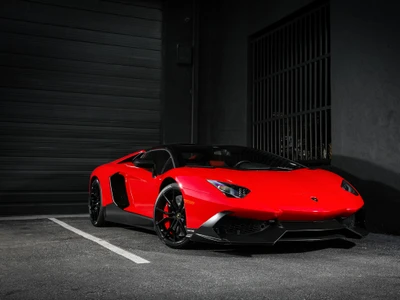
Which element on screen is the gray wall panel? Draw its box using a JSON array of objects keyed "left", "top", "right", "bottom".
[
  {"left": 1, "top": 32, "right": 161, "bottom": 68},
  {"left": 0, "top": 18, "right": 162, "bottom": 51},
  {"left": 0, "top": 1, "right": 162, "bottom": 38},
  {"left": 0, "top": 0, "right": 163, "bottom": 214}
]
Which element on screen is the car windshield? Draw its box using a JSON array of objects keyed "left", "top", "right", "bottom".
[{"left": 173, "top": 145, "right": 304, "bottom": 171}]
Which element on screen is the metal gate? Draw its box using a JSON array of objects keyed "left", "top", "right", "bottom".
[{"left": 249, "top": 0, "right": 331, "bottom": 163}]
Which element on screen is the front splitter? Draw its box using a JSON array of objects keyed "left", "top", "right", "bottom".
[{"left": 188, "top": 211, "right": 368, "bottom": 245}]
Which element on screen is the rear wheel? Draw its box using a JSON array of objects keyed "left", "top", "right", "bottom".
[
  {"left": 89, "top": 178, "right": 107, "bottom": 227},
  {"left": 154, "top": 183, "right": 190, "bottom": 249}
]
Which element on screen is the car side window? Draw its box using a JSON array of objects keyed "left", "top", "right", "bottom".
[{"left": 142, "top": 150, "right": 172, "bottom": 175}]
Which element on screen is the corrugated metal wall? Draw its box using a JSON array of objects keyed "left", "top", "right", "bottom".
[{"left": 0, "top": 0, "right": 163, "bottom": 215}]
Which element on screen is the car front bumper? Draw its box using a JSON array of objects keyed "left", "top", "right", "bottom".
[{"left": 187, "top": 212, "right": 368, "bottom": 245}]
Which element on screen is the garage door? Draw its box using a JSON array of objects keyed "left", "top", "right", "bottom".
[{"left": 0, "top": 0, "right": 163, "bottom": 215}]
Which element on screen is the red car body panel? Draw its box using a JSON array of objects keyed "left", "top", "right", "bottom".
[{"left": 90, "top": 150, "right": 364, "bottom": 230}]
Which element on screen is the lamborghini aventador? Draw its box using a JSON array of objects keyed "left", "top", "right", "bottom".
[{"left": 89, "top": 144, "right": 367, "bottom": 248}]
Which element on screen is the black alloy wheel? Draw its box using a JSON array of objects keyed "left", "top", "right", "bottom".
[
  {"left": 154, "top": 183, "right": 190, "bottom": 249},
  {"left": 89, "top": 178, "right": 106, "bottom": 227}
]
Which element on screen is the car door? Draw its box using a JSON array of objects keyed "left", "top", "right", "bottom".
[{"left": 125, "top": 149, "right": 173, "bottom": 217}]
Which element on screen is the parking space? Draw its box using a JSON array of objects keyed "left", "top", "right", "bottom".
[{"left": 1, "top": 217, "right": 399, "bottom": 299}]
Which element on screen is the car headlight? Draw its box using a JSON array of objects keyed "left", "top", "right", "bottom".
[
  {"left": 341, "top": 180, "right": 359, "bottom": 196},
  {"left": 207, "top": 180, "right": 250, "bottom": 198}
]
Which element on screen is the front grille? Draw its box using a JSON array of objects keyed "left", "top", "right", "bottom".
[{"left": 214, "top": 216, "right": 269, "bottom": 236}]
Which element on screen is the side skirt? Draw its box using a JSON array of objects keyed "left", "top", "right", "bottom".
[{"left": 104, "top": 203, "right": 155, "bottom": 231}]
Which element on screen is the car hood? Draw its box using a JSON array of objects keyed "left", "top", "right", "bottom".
[{"left": 176, "top": 167, "right": 363, "bottom": 218}]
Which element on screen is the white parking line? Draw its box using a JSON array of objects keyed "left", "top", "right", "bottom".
[
  {"left": 49, "top": 218, "right": 150, "bottom": 264},
  {"left": 0, "top": 214, "right": 87, "bottom": 221}
]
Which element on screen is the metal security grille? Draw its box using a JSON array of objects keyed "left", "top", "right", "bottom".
[{"left": 249, "top": 1, "right": 331, "bottom": 163}]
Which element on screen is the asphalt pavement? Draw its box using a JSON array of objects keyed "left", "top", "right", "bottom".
[{"left": 0, "top": 216, "right": 399, "bottom": 300}]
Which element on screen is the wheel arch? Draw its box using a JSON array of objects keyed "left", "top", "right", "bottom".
[
  {"left": 90, "top": 175, "right": 99, "bottom": 183},
  {"left": 159, "top": 177, "right": 177, "bottom": 192},
  {"left": 89, "top": 167, "right": 114, "bottom": 207}
]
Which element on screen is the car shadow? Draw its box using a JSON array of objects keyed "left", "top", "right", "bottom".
[
  {"left": 320, "top": 156, "right": 400, "bottom": 235},
  {"left": 185, "top": 239, "right": 356, "bottom": 257},
  {"left": 110, "top": 222, "right": 357, "bottom": 256},
  {"left": 108, "top": 223, "right": 157, "bottom": 235}
]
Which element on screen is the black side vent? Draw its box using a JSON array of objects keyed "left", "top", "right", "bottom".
[{"left": 110, "top": 173, "right": 129, "bottom": 209}]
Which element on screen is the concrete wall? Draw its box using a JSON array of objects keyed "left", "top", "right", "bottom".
[
  {"left": 330, "top": 0, "right": 400, "bottom": 234},
  {"left": 162, "top": 0, "right": 194, "bottom": 144},
  {"left": 198, "top": 0, "right": 400, "bottom": 234}
]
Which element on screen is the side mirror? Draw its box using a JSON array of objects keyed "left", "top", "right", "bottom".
[{"left": 133, "top": 159, "right": 155, "bottom": 169}]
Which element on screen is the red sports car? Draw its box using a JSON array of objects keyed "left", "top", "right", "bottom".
[{"left": 89, "top": 144, "right": 367, "bottom": 248}]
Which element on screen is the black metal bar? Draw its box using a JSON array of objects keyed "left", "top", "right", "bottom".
[
  {"left": 319, "top": 61, "right": 323, "bottom": 159},
  {"left": 307, "top": 63, "right": 311, "bottom": 159},
  {"left": 252, "top": 41, "right": 256, "bottom": 147},
  {"left": 295, "top": 63, "right": 298, "bottom": 160},
  {"left": 255, "top": 53, "right": 330, "bottom": 83},
  {"left": 290, "top": 23, "right": 294, "bottom": 159},
  {"left": 300, "top": 65, "right": 303, "bottom": 160},
  {"left": 254, "top": 41, "right": 257, "bottom": 148},
  {"left": 283, "top": 72, "right": 287, "bottom": 158},
  {"left": 278, "top": 72, "right": 281, "bottom": 156},
  {"left": 253, "top": 105, "right": 332, "bottom": 123},
  {"left": 282, "top": 26, "right": 286, "bottom": 158},
  {"left": 256, "top": 40, "right": 260, "bottom": 148},
  {"left": 309, "top": 15, "right": 313, "bottom": 160},
  {"left": 257, "top": 40, "right": 260, "bottom": 149},
  {"left": 287, "top": 24, "right": 290, "bottom": 159},
  {"left": 295, "top": 19, "right": 300, "bottom": 160},
  {"left": 326, "top": 2, "right": 331, "bottom": 130},
  {"left": 314, "top": 62, "right": 317, "bottom": 159},
  {"left": 304, "top": 64, "right": 308, "bottom": 160},
  {"left": 325, "top": 57, "right": 328, "bottom": 156},
  {"left": 274, "top": 72, "right": 277, "bottom": 155},
  {"left": 327, "top": 4, "right": 331, "bottom": 56},
  {"left": 316, "top": 16, "right": 320, "bottom": 159},
  {"left": 282, "top": 72, "right": 284, "bottom": 157},
  {"left": 278, "top": 71, "right": 281, "bottom": 156},
  {"left": 266, "top": 35, "right": 269, "bottom": 152},
  {"left": 271, "top": 32, "right": 274, "bottom": 153},
  {"left": 259, "top": 40, "right": 262, "bottom": 149},
  {"left": 272, "top": 34, "right": 274, "bottom": 153},
  {"left": 268, "top": 35, "right": 272, "bottom": 152},
  {"left": 318, "top": 6, "right": 322, "bottom": 58},
  {"left": 270, "top": 38, "right": 273, "bottom": 152},
  {"left": 263, "top": 37, "right": 266, "bottom": 151},
  {"left": 260, "top": 38, "right": 262, "bottom": 150},
  {"left": 276, "top": 50, "right": 279, "bottom": 155},
  {"left": 267, "top": 77, "right": 271, "bottom": 152}
]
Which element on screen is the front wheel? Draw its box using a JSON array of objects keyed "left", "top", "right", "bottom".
[
  {"left": 154, "top": 183, "right": 191, "bottom": 249},
  {"left": 89, "top": 178, "right": 107, "bottom": 227}
]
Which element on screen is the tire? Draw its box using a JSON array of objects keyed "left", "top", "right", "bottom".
[
  {"left": 153, "top": 183, "right": 191, "bottom": 249},
  {"left": 89, "top": 178, "right": 107, "bottom": 227}
]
